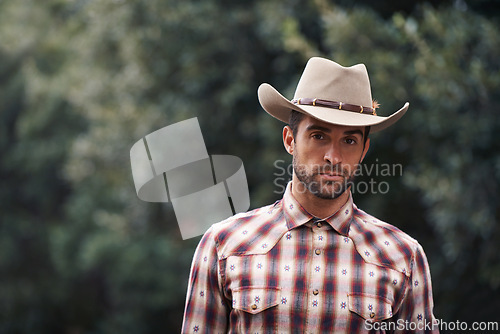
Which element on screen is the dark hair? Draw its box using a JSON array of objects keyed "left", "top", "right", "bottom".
[
  {"left": 288, "top": 110, "right": 370, "bottom": 146},
  {"left": 288, "top": 110, "right": 305, "bottom": 139}
]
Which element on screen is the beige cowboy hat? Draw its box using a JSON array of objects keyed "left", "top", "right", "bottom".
[{"left": 258, "top": 57, "right": 409, "bottom": 132}]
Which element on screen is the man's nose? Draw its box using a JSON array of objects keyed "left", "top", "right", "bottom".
[{"left": 323, "top": 143, "right": 342, "bottom": 165}]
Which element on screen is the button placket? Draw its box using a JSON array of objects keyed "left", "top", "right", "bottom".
[
  {"left": 314, "top": 220, "right": 325, "bottom": 256},
  {"left": 306, "top": 221, "right": 326, "bottom": 332}
]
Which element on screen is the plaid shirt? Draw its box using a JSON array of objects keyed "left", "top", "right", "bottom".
[{"left": 182, "top": 183, "right": 438, "bottom": 333}]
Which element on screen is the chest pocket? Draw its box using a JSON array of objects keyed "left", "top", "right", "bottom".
[
  {"left": 348, "top": 293, "right": 393, "bottom": 322},
  {"left": 232, "top": 286, "right": 281, "bottom": 314}
]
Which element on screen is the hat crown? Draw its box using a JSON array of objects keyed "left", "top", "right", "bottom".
[{"left": 293, "top": 57, "right": 373, "bottom": 107}]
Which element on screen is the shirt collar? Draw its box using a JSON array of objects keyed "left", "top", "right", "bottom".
[
  {"left": 282, "top": 182, "right": 313, "bottom": 230},
  {"left": 282, "top": 182, "right": 354, "bottom": 236}
]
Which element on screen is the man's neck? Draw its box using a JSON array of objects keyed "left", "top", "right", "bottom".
[{"left": 290, "top": 177, "right": 350, "bottom": 219}]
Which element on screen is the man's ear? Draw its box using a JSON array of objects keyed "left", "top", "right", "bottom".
[
  {"left": 283, "top": 125, "right": 294, "bottom": 155},
  {"left": 360, "top": 137, "right": 370, "bottom": 162}
]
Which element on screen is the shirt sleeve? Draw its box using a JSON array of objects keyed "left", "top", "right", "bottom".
[
  {"left": 394, "top": 242, "right": 439, "bottom": 333},
  {"left": 181, "top": 226, "right": 229, "bottom": 334}
]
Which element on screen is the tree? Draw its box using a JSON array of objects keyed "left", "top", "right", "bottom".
[{"left": 0, "top": 0, "right": 498, "bottom": 332}]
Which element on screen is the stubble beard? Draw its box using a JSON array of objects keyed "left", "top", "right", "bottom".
[{"left": 292, "top": 154, "right": 358, "bottom": 200}]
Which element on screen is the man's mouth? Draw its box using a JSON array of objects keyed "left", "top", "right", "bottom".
[{"left": 318, "top": 173, "right": 344, "bottom": 181}]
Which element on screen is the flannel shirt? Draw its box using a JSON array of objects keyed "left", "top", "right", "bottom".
[{"left": 182, "top": 183, "right": 438, "bottom": 333}]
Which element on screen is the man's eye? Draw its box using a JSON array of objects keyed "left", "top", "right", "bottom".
[
  {"left": 344, "top": 138, "right": 357, "bottom": 145},
  {"left": 312, "top": 134, "right": 324, "bottom": 140}
]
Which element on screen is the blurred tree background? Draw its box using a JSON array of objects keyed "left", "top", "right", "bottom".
[{"left": 0, "top": 0, "right": 499, "bottom": 332}]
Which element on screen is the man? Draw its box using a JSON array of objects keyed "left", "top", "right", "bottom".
[{"left": 182, "top": 57, "right": 438, "bottom": 333}]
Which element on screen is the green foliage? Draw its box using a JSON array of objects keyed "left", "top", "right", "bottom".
[{"left": 0, "top": 0, "right": 498, "bottom": 332}]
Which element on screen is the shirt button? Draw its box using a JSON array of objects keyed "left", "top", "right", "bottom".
[
  {"left": 316, "top": 221, "right": 322, "bottom": 228},
  {"left": 251, "top": 304, "right": 258, "bottom": 310},
  {"left": 315, "top": 249, "right": 321, "bottom": 255},
  {"left": 369, "top": 312, "right": 375, "bottom": 319},
  {"left": 313, "top": 289, "right": 319, "bottom": 295}
]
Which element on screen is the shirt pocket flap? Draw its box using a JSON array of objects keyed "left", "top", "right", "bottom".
[
  {"left": 232, "top": 286, "right": 281, "bottom": 314},
  {"left": 348, "top": 293, "right": 393, "bottom": 322}
]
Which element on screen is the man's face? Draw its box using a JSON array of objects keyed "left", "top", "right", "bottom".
[{"left": 284, "top": 115, "right": 370, "bottom": 200}]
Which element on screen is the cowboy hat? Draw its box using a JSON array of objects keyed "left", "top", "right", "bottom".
[{"left": 258, "top": 57, "right": 409, "bottom": 133}]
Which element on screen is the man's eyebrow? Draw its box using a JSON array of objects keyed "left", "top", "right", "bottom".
[
  {"left": 304, "top": 124, "right": 331, "bottom": 133},
  {"left": 305, "top": 125, "right": 364, "bottom": 138},
  {"left": 344, "top": 129, "right": 364, "bottom": 137}
]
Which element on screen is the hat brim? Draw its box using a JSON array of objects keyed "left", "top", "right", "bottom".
[{"left": 258, "top": 83, "right": 408, "bottom": 133}]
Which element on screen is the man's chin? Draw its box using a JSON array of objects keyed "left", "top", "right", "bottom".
[{"left": 309, "top": 184, "right": 347, "bottom": 200}]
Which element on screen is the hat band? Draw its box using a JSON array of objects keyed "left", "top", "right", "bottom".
[{"left": 292, "top": 98, "right": 377, "bottom": 115}]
